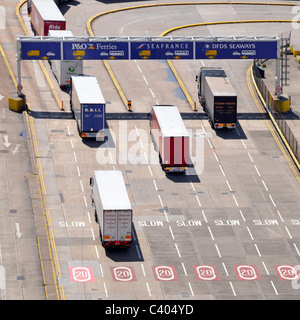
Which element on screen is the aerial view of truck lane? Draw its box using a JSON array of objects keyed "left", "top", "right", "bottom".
[{"left": 1, "top": 0, "right": 300, "bottom": 312}]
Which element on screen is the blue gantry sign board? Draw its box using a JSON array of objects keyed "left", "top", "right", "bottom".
[
  {"left": 62, "top": 41, "right": 129, "bottom": 60},
  {"left": 130, "top": 41, "right": 194, "bottom": 60},
  {"left": 195, "top": 41, "right": 278, "bottom": 59},
  {"left": 21, "top": 41, "right": 61, "bottom": 60},
  {"left": 19, "top": 38, "right": 279, "bottom": 60}
]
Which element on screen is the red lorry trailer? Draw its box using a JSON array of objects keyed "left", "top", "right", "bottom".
[
  {"left": 150, "top": 105, "right": 190, "bottom": 173},
  {"left": 30, "top": 0, "right": 66, "bottom": 36}
]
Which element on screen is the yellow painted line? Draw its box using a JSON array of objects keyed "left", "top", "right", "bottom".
[
  {"left": 87, "top": 3, "right": 300, "bottom": 176},
  {"left": 25, "top": 111, "right": 62, "bottom": 299},
  {"left": 160, "top": 19, "right": 298, "bottom": 111},
  {"left": 87, "top": 2, "right": 299, "bottom": 111},
  {"left": 247, "top": 66, "right": 300, "bottom": 182},
  {"left": 0, "top": 43, "right": 18, "bottom": 89},
  {"left": 8, "top": 1, "right": 64, "bottom": 299},
  {"left": 1, "top": 36, "right": 63, "bottom": 298},
  {"left": 16, "top": 0, "right": 64, "bottom": 110},
  {"left": 249, "top": 67, "right": 300, "bottom": 176}
]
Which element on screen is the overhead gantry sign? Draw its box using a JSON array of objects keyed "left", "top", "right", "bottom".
[{"left": 16, "top": 35, "right": 280, "bottom": 95}]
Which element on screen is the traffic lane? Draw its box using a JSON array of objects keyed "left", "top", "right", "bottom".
[
  {"left": 48, "top": 118, "right": 166, "bottom": 299},
  {"left": 0, "top": 56, "right": 46, "bottom": 300},
  {"left": 136, "top": 111, "right": 300, "bottom": 299}
]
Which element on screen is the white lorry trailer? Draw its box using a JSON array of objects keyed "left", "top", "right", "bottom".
[
  {"left": 90, "top": 170, "right": 133, "bottom": 248},
  {"left": 150, "top": 105, "right": 190, "bottom": 172},
  {"left": 70, "top": 75, "right": 106, "bottom": 139},
  {"left": 48, "top": 30, "right": 83, "bottom": 88}
]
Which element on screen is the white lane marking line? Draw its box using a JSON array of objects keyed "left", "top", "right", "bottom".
[
  {"left": 208, "top": 226, "right": 215, "bottom": 240},
  {"left": 146, "top": 282, "right": 152, "bottom": 297},
  {"left": 103, "top": 283, "right": 108, "bottom": 297},
  {"left": 169, "top": 226, "right": 175, "bottom": 240},
  {"left": 285, "top": 226, "right": 293, "bottom": 239},
  {"left": 271, "top": 281, "right": 278, "bottom": 295},
  {"left": 254, "top": 165, "right": 261, "bottom": 176},
  {"left": 261, "top": 180, "right": 268, "bottom": 191},
  {"left": 226, "top": 180, "right": 232, "bottom": 192},
  {"left": 219, "top": 164, "right": 226, "bottom": 176},
  {"left": 195, "top": 195, "right": 201, "bottom": 207},
  {"left": 247, "top": 226, "right": 254, "bottom": 240},
  {"left": 190, "top": 182, "right": 195, "bottom": 191},
  {"left": 294, "top": 243, "right": 300, "bottom": 256},
  {"left": 213, "top": 152, "right": 219, "bottom": 162},
  {"left": 94, "top": 245, "right": 99, "bottom": 259},
  {"left": 202, "top": 210, "right": 208, "bottom": 223},
  {"left": 148, "top": 165, "right": 153, "bottom": 176},
  {"left": 240, "top": 210, "right": 246, "bottom": 222},
  {"left": 277, "top": 210, "right": 284, "bottom": 223},
  {"left": 143, "top": 75, "right": 148, "bottom": 85},
  {"left": 149, "top": 87, "right": 155, "bottom": 97},
  {"left": 153, "top": 179, "right": 158, "bottom": 191},
  {"left": 83, "top": 195, "right": 87, "bottom": 207},
  {"left": 73, "top": 152, "right": 77, "bottom": 163},
  {"left": 158, "top": 194, "right": 164, "bottom": 207},
  {"left": 175, "top": 243, "right": 181, "bottom": 257},
  {"left": 222, "top": 262, "right": 229, "bottom": 276},
  {"left": 141, "top": 264, "right": 146, "bottom": 277},
  {"left": 248, "top": 152, "right": 254, "bottom": 162},
  {"left": 254, "top": 243, "right": 261, "bottom": 257},
  {"left": 77, "top": 166, "right": 81, "bottom": 177},
  {"left": 80, "top": 180, "right": 84, "bottom": 192},
  {"left": 207, "top": 138, "right": 213, "bottom": 149},
  {"left": 164, "top": 210, "right": 169, "bottom": 223},
  {"left": 215, "top": 244, "right": 222, "bottom": 257},
  {"left": 182, "top": 262, "right": 188, "bottom": 276},
  {"left": 188, "top": 282, "right": 195, "bottom": 296},
  {"left": 232, "top": 194, "right": 239, "bottom": 207},
  {"left": 241, "top": 140, "right": 247, "bottom": 149},
  {"left": 70, "top": 139, "right": 74, "bottom": 149},
  {"left": 91, "top": 228, "right": 95, "bottom": 241},
  {"left": 269, "top": 194, "right": 277, "bottom": 207},
  {"left": 230, "top": 282, "right": 237, "bottom": 296},
  {"left": 262, "top": 261, "right": 270, "bottom": 275}
]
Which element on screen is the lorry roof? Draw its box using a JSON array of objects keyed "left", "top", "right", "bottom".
[
  {"left": 206, "top": 77, "right": 237, "bottom": 96},
  {"left": 32, "top": 0, "right": 66, "bottom": 21},
  {"left": 152, "top": 105, "right": 189, "bottom": 137},
  {"left": 71, "top": 76, "right": 105, "bottom": 104},
  {"left": 48, "top": 30, "right": 73, "bottom": 37},
  {"left": 94, "top": 170, "right": 132, "bottom": 210}
]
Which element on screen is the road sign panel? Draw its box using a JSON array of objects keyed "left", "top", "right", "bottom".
[
  {"left": 130, "top": 41, "right": 194, "bottom": 60},
  {"left": 276, "top": 265, "right": 300, "bottom": 280},
  {"left": 111, "top": 266, "right": 136, "bottom": 282},
  {"left": 63, "top": 41, "right": 129, "bottom": 60},
  {"left": 195, "top": 40, "right": 278, "bottom": 59},
  {"left": 234, "top": 265, "right": 260, "bottom": 280},
  {"left": 69, "top": 266, "right": 95, "bottom": 282},
  {"left": 193, "top": 265, "right": 220, "bottom": 281},
  {"left": 21, "top": 41, "right": 61, "bottom": 60},
  {"left": 152, "top": 265, "right": 178, "bottom": 281}
]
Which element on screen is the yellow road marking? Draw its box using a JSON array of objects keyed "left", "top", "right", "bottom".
[
  {"left": 247, "top": 66, "right": 300, "bottom": 182},
  {"left": 16, "top": 0, "right": 64, "bottom": 110}
]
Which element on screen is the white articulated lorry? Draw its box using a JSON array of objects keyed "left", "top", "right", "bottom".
[
  {"left": 48, "top": 30, "right": 83, "bottom": 88},
  {"left": 90, "top": 170, "right": 133, "bottom": 248}
]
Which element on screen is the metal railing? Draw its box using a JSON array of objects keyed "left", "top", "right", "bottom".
[{"left": 252, "top": 64, "right": 300, "bottom": 164}]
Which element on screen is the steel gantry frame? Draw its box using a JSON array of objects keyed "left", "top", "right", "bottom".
[{"left": 16, "top": 35, "right": 281, "bottom": 98}]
